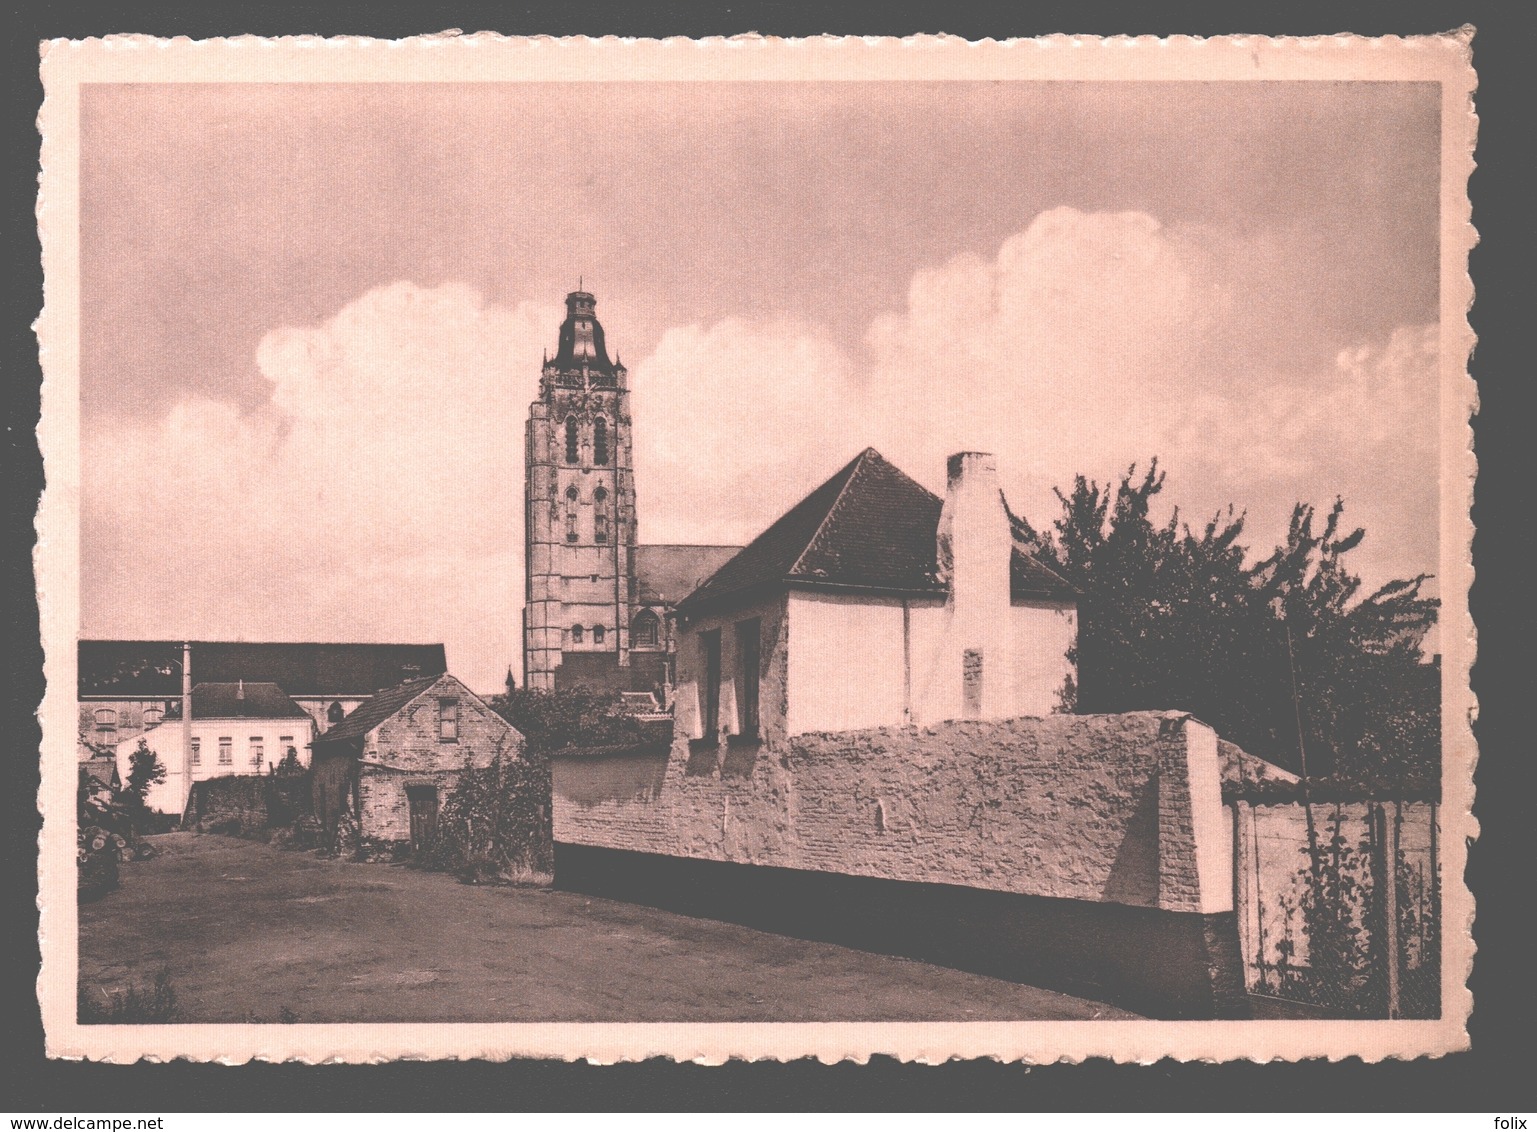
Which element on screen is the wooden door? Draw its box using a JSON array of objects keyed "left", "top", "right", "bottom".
[{"left": 406, "top": 785, "right": 439, "bottom": 851}]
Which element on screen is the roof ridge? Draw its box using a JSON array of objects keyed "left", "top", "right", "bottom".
[
  {"left": 315, "top": 672, "right": 451, "bottom": 743},
  {"left": 786, "top": 448, "right": 877, "bottom": 579}
]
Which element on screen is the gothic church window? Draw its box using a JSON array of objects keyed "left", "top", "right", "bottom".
[
  {"left": 571, "top": 625, "right": 584, "bottom": 644},
  {"left": 564, "top": 417, "right": 580, "bottom": 464},
  {"left": 565, "top": 485, "right": 579, "bottom": 543},
  {"left": 632, "top": 610, "right": 660, "bottom": 648},
  {"left": 594, "top": 624, "right": 606, "bottom": 645},
  {"left": 594, "top": 485, "right": 609, "bottom": 544},
  {"left": 594, "top": 417, "right": 609, "bottom": 465},
  {"left": 327, "top": 701, "right": 345, "bottom": 725}
]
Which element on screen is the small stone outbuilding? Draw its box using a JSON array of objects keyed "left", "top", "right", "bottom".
[{"left": 310, "top": 672, "right": 524, "bottom": 853}]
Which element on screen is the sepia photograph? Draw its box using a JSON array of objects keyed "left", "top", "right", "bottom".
[{"left": 35, "top": 31, "right": 1477, "bottom": 1065}]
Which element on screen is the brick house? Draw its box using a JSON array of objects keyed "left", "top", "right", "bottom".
[{"left": 309, "top": 673, "right": 524, "bottom": 853}]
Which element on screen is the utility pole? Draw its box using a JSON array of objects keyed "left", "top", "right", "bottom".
[{"left": 181, "top": 641, "right": 192, "bottom": 813}]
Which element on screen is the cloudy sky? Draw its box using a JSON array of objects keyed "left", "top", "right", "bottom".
[{"left": 80, "top": 81, "right": 1441, "bottom": 692}]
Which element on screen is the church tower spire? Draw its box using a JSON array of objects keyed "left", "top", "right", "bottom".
[{"left": 524, "top": 289, "right": 638, "bottom": 692}]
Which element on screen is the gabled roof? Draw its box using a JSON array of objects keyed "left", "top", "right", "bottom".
[
  {"left": 677, "top": 449, "right": 942, "bottom": 614},
  {"left": 676, "top": 448, "right": 1077, "bottom": 615},
  {"left": 311, "top": 673, "right": 446, "bottom": 745},
  {"left": 187, "top": 682, "right": 312, "bottom": 721},
  {"left": 78, "top": 641, "right": 447, "bottom": 698},
  {"left": 634, "top": 544, "right": 743, "bottom": 606}
]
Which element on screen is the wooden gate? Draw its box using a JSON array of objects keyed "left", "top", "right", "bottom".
[{"left": 406, "top": 784, "right": 439, "bottom": 852}]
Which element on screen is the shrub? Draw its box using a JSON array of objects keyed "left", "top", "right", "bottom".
[
  {"left": 414, "top": 750, "right": 552, "bottom": 880},
  {"left": 410, "top": 688, "right": 646, "bottom": 882},
  {"left": 78, "top": 968, "right": 178, "bottom": 1024}
]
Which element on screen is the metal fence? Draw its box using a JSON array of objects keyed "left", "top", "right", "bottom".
[{"left": 1234, "top": 799, "right": 1440, "bottom": 1019}]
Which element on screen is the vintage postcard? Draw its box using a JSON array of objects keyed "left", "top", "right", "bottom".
[{"left": 36, "top": 31, "right": 1477, "bottom": 1064}]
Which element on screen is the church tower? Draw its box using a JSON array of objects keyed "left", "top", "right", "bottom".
[{"left": 524, "top": 289, "right": 638, "bottom": 691}]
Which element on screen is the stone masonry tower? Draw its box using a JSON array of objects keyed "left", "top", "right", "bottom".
[{"left": 524, "top": 289, "right": 638, "bottom": 691}]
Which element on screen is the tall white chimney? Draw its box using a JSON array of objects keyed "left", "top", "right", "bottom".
[{"left": 936, "top": 452, "right": 1013, "bottom": 718}]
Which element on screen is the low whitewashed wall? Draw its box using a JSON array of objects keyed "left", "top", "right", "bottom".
[{"left": 553, "top": 711, "right": 1231, "bottom": 915}]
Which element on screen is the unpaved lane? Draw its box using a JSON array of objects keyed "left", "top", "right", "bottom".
[{"left": 79, "top": 833, "right": 1136, "bottom": 1023}]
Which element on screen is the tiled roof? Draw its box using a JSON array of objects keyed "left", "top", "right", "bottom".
[
  {"left": 1011, "top": 549, "right": 1079, "bottom": 600},
  {"left": 634, "top": 545, "right": 742, "bottom": 606},
  {"left": 311, "top": 674, "right": 446, "bottom": 745},
  {"left": 188, "top": 682, "right": 312, "bottom": 721},
  {"left": 676, "top": 448, "right": 1076, "bottom": 615},
  {"left": 78, "top": 641, "right": 447, "bottom": 698}
]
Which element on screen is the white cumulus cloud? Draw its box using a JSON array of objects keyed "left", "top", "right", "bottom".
[
  {"left": 84, "top": 281, "right": 561, "bottom": 690},
  {"left": 84, "top": 210, "right": 1440, "bottom": 691},
  {"left": 630, "top": 317, "right": 861, "bottom": 545}
]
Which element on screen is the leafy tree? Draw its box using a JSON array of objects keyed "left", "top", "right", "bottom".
[
  {"left": 274, "top": 745, "right": 304, "bottom": 776},
  {"left": 124, "top": 739, "right": 167, "bottom": 808},
  {"left": 1011, "top": 459, "right": 1439, "bottom": 791},
  {"left": 491, "top": 686, "right": 650, "bottom": 756}
]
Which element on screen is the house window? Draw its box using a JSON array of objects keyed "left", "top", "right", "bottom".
[
  {"left": 701, "top": 629, "right": 722, "bottom": 744},
  {"left": 218, "top": 737, "right": 233, "bottom": 765},
  {"left": 438, "top": 698, "right": 459, "bottom": 742},
  {"left": 571, "top": 624, "right": 584, "bottom": 644},
  {"left": 593, "top": 624, "right": 606, "bottom": 645},
  {"left": 142, "top": 702, "right": 163, "bottom": 727},
  {"left": 632, "top": 609, "right": 660, "bottom": 648},
  {"left": 250, "top": 737, "right": 265, "bottom": 769},
  {"left": 279, "top": 736, "right": 294, "bottom": 765},
  {"left": 191, "top": 738, "right": 201, "bottom": 766},
  {"left": 593, "top": 417, "right": 609, "bottom": 465},
  {"left": 736, "top": 618, "right": 761, "bottom": 741},
  {"left": 93, "top": 707, "right": 117, "bottom": 735},
  {"left": 564, "top": 416, "right": 580, "bottom": 464}
]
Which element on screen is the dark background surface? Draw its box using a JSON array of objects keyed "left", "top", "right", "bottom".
[{"left": 4, "top": 0, "right": 1532, "bottom": 1112}]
